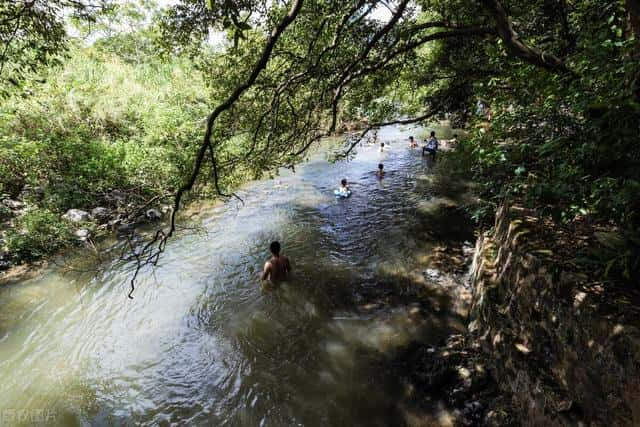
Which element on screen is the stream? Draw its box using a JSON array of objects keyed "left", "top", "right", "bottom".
[{"left": 0, "top": 125, "right": 475, "bottom": 426}]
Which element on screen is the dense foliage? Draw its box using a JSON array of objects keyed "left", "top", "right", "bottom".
[
  {"left": 0, "top": 29, "right": 215, "bottom": 260},
  {"left": 0, "top": 0, "right": 638, "bottom": 282},
  {"left": 435, "top": 0, "right": 640, "bottom": 280}
]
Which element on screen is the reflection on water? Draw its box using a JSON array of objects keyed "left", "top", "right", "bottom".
[{"left": 0, "top": 125, "right": 473, "bottom": 426}]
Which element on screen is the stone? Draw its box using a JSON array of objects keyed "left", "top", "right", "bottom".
[
  {"left": 462, "top": 242, "right": 475, "bottom": 256},
  {"left": 424, "top": 268, "right": 441, "bottom": 280},
  {"left": 160, "top": 204, "right": 172, "bottom": 214},
  {"left": 91, "top": 207, "right": 110, "bottom": 223},
  {"left": 145, "top": 208, "right": 162, "bottom": 221},
  {"left": 2, "top": 199, "right": 24, "bottom": 210},
  {"left": 463, "top": 400, "right": 484, "bottom": 418},
  {"left": 457, "top": 366, "right": 471, "bottom": 379},
  {"left": 0, "top": 260, "right": 11, "bottom": 271},
  {"left": 63, "top": 209, "right": 90, "bottom": 223},
  {"left": 74, "top": 228, "right": 91, "bottom": 240}
]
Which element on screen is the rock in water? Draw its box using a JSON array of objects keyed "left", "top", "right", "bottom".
[
  {"left": 145, "top": 208, "right": 162, "bottom": 221},
  {"left": 63, "top": 209, "right": 90, "bottom": 223}
]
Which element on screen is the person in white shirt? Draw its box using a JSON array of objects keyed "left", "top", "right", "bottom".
[{"left": 422, "top": 131, "right": 439, "bottom": 160}]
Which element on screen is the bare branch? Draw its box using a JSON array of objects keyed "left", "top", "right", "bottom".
[{"left": 126, "top": 0, "right": 304, "bottom": 298}]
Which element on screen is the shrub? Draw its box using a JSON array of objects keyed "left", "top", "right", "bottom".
[{"left": 5, "top": 210, "right": 73, "bottom": 260}]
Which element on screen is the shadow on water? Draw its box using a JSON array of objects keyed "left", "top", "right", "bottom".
[{"left": 0, "top": 124, "right": 475, "bottom": 427}]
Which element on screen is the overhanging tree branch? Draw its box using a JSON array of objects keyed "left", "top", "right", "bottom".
[
  {"left": 126, "top": 0, "right": 304, "bottom": 298},
  {"left": 481, "top": 0, "right": 573, "bottom": 73}
]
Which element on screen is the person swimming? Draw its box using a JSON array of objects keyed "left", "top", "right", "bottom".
[
  {"left": 409, "top": 136, "right": 418, "bottom": 148},
  {"left": 376, "top": 163, "right": 385, "bottom": 177},
  {"left": 379, "top": 142, "right": 385, "bottom": 152},
  {"left": 261, "top": 241, "right": 291, "bottom": 284},
  {"left": 334, "top": 178, "right": 352, "bottom": 198}
]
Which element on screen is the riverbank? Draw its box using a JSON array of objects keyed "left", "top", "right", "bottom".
[
  {"left": 394, "top": 201, "right": 640, "bottom": 426},
  {"left": 0, "top": 192, "right": 169, "bottom": 283}
]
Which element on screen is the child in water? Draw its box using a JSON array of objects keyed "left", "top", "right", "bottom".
[
  {"left": 338, "top": 178, "right": 350, "bottom": 195},
  {"left": 379, "top": 142, "right": 385, "bottom": 152},
  {"left": 376, "top": 163, "right": 385, "bottom": 177}
]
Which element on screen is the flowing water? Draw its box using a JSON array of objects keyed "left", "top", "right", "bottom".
[{"left": 0, "top": 125, "right": 474, "bottom": 426}]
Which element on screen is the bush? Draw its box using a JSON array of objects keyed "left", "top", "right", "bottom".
[
  {"left": 0, "top": 46, "right": 210, "bottom": 206},
  {"left": 5, "top": 210, "right": 73, "bottom": 260}
]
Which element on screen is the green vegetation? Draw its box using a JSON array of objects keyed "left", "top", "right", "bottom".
[
  {"left": 1, "top": 47, "right": 208, "bottom": 204},
  {"left": 0, "top": 0, "right": 638, "bottom": 284},
  {"left": 0, "top": 24, "right": 215, "bottom": 261},
  {"left": 5, "top": 210, "right": 73, "bottom": 260}
]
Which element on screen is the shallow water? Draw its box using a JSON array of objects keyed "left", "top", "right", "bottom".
[{"left": 0, "top": 125, "right": 473, "bottom": 426}]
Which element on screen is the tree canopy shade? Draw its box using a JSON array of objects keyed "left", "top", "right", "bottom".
[
  {"left": 1, "top": 0, "right": 638, "bottom": 292},
  {"left": 117, "top": 0, "right": 638, "bottom": 295}
]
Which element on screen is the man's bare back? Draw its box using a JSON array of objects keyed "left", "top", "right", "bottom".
[
  {"left": 262, "top": 255, "right": 291, "bottom": 284},
  {"left": 261, "top": 241, "right": 291, "bottom": 284}
]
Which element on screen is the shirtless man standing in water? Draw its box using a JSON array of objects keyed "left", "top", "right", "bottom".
[{"left": 261, "top": 241, "right": 291, "bottom": 284}]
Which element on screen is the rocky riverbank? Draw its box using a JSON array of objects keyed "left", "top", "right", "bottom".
[
  {"left": 0, "top": 188, "right": 169, "bottom": 277},
  {"left": 468, "top": 204, "right": 640, "bottom": 426},
  {"left": 395, "top": 203, "right": 640, "bottom": 426}
]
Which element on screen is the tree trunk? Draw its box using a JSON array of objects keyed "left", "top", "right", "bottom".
[{"left": 624, "top": 0, "right": 640, "bottom": 101}]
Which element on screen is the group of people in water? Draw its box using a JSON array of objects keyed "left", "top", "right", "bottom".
[{"left": 262, "top": 130, "right": 458, "bottom": 285}]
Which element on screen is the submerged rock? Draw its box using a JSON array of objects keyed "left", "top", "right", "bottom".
[
  {"left": 424, "top": 268, "right": 441, "bottom": 280},
  {"left": 63, "top": 209, "right": 90, "bottom": 223}
]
